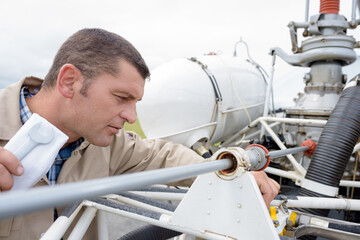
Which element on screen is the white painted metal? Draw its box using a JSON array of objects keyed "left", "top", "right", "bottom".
[
  {"left": 97, "top": 210, "right": 109, "bottom": 240},
  {"left": 259, "top": 119, "right": 306, "bottom": 176},
  {"left": 260, "top": 54, "right": 275, "bottom": 137},
  {"left": 222, "top": 116, "right": 327, "bottom": 147},
  {"left": 68, "top": 207, "right": 97, "bottom": 240},
  {"left": 170, "top": 171, "right": 280, "bottom": 240},
  {"left": 271, "top": 196, "right": 360, "bottom": 211},
  {"left": 137, "top": 55, "right": 266, "bottom": 147},
  {"left": 265, "top": 167, "right": 300, "bottom": 181},
  {"left": 83, "top": 201, "right": 235, "bottom": 240},
  {"left": 41, "top": 202, "right": 84, "bottom": 240},
  {"left": 339, "top": 180, "right": 360, "bottom": 188}
]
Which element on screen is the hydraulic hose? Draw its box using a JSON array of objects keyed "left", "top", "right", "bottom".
[{"left": 298, "top": 80, "right": 360, "bottom": 238}]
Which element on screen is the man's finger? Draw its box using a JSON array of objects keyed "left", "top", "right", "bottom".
[
  {"left": 0, "top": 147, "right": 23, "bottom": 176},
  {"left": 0, "top": 163, "right": 15, "bottom": 191},
  {"left": 251, "top": 171, "right": 280, "bottom": 208}
]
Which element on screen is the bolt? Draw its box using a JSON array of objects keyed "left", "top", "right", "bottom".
[
  {"left": 239, "top": 184, "right": 243, "bottom": 189},
  {"left": 207, "top": 211, "right": 211, "bottom": 215},
  {"left": 238, "top": 203, "right": 242, "bottom": 208},
  {"left": 208, "top": 196, "right": 211, "bottom": 200},
  {"left": 208, "top": 181, "right": 212, "bottom": 186}
]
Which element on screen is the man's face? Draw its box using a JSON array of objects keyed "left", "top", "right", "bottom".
[{"left": 69, "top": 60, "right": 145, "bottom": 146}]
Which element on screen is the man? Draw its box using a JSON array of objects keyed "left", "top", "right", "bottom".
[{"left": 0, "top": 28, "right": 279, "bottom": 239}]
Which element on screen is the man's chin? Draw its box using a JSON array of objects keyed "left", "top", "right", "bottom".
[{"left": 89, "top": 136, "right": 113, "bottom": 147}]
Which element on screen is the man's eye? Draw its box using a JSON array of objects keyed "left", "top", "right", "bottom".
[{"left": 117, "top": 95, "right": 128, "bottom": 101}]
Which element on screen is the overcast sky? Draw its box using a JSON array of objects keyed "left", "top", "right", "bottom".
[{"left": 1, "top": 0, "right": 359, "bottom": 106}]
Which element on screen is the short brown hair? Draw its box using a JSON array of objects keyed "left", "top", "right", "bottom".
[{"left": 42, "top": 28, "right": 150, "bottom": 93}]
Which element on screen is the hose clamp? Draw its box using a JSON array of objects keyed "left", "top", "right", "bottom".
[{"left": 300, "top": 179, "right": 339, "bottom": 197}]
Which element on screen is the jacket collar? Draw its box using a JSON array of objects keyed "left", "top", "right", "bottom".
[{"left": 0, "top": 76, "right": 43, "bottom": 140}]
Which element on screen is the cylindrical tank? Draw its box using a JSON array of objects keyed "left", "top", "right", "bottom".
[{"left": 137, "top": 55, "right": 267, "bottom": 148}]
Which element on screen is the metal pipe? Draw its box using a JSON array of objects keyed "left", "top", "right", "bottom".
[
  {"left": 265, "top": 167, "right": 360, "bottom": 189},
  {"left": 264, "top": 166, "right": 300, "bottom": 181},
  {"left": 40, "top": 202, "right": 84, "bottom": 240},
  {"left": 97, "top": 211, "right": 109, "bottom": 240},
  {"left": 260, "top": 119, "right": 306, "bottom": 176},
  {"left": 271, "top": 196, "right": 360, "bottom": 211},
  {"left": 268, "top": 146, "right": 309, "bottom": 159},
  {"left": 340, "top": 180, "right": 360, "bottom": 188},
  {"left": 84, "top": 201, "right": 231, "bottom": 240},
  {"left": 260, "top": 54, "right": 276, "bottom": 137},
  {"left": 68, "top": 207, "right": 97, "bottom": 240},
  {"left": 0, "top": 159, "right": 232, "bottom": 219},
  {"left": 352, "top": 0, "right": 358, "bottom": 26},
  {"left": 222, "top": 116, "right": 326, "bottom": 147},
  {"left": 305, "top": 0, "right": 310, "bottom": 22},
  {"left": 234, "top": 122, "right": 281, "bottom": 146}
]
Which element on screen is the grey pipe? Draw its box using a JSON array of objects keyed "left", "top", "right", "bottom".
[
  {"left": 268, "top": 146, "right": 309, "bottom": 159},
  {"left": 0, "top": 159, "right": 232, "bottom": 219}
]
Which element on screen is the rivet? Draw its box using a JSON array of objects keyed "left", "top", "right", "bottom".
[{"left": 237, "top": 203, "right": 242, "bottom": 208}]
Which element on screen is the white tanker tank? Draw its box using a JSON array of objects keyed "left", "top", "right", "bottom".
[{"left": 137, "top": 55, "right": 267, "bottom": 149}]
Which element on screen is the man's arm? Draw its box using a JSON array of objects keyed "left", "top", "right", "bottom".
[{"left": 0, "top": 146, "right": 24, "bottom": 191}]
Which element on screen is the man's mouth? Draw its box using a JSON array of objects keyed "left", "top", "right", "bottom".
[{"left": 108, "top": 125, "right": 120, "bottom": 134}]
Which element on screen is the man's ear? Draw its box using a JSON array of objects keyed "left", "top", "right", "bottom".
[{"left": 57, "top": 64, "right": 82, "bottom": 98}]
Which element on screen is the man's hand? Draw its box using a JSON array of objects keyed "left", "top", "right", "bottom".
[
  {"left": 0, "top": 146, "right": 24, "bottom": 191},
  {"left": 251, "top": 171, "right": 280, "bottom": 208}
]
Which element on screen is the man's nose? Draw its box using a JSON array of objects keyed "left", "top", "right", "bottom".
[{"left": 121, "top": 102, "right": 137, "bottom": 124}]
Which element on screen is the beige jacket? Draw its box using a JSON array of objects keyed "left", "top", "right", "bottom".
[{"left": 0, "top": 77, "right": 205, "bottom": 239}]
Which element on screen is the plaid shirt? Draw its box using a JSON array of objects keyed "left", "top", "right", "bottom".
[{"left": 19, "top": 86, "right": 83, "bottom": 185}]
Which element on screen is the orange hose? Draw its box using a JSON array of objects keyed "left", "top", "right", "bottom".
[{"left": 320, "top": 0, "right": 340, "bottom": 14}]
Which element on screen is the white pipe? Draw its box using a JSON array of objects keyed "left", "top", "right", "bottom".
[
  {"left": 260, "top": 119, "right": 306, "bottom": 176},
  {"left": 264, "top": 167, "right": 300, "bottom": 181},
  {"left": 352, "top": 0, "right": 357, "bottom": 26},
  {"left": 41, "top": 202, "right": 84, "bottom": 240},
  {"left": 222, "top": 116, "right": 326, "bottom": 147},
  {"left": 260, "top": 54, "right": 276, "bottom": 137},
  {"left": 68, "top": 207, "right": 97, "bottom": 240},
  {"left": 340, "top": 180, "right": 360, "bottom": 188},
  {"left": 305, "top": 0, "right": 310, "bottom": 22},
  {"left": 271, "top": 196, "right": 360, "bottom": 211},
  {"left": 83, "top": 200, "right": 232, "bottom": 240},
  {"left": 97, "top": 211, "right": 109, "bottom": 240}
]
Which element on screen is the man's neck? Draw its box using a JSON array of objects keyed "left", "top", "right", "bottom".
[{"left": 25, "top": 89, "right": 82, "bottom": 146}]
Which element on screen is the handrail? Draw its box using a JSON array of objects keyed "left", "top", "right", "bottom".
[{"left": 0, "top": 159, "right": 232, "bottom": 219}]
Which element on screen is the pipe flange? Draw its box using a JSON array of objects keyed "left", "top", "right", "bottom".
[{"left": 212, "top": 148, "right": 248, "bottom": 180}]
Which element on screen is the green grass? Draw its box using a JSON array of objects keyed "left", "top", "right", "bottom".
[{"left": 123, "top": 117, "right": 147, "bottom": 139}]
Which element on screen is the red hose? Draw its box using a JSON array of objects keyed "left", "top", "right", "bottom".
[{"left": 320, "top": 0, "right": 340, "bottom": 14}]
